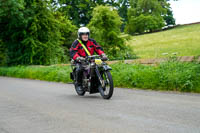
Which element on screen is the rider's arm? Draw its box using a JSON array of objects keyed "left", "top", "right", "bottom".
[
  {"left": 90, "top": 39, "right": 104, "bottom": 55},
  {"left": 70, "top": 40, "right": 80, "bottom": 60}
]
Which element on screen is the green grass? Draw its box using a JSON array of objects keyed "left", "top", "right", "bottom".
[
  {"left": 111, "top": 62, "right": 200, "bottom": 93},
  {"left": 1, "top": 62, "right": 200, "bottom": 93},
  {"left": 0, "top": 66, "right": 72, "bottom": 83},
  {"left": 127, "top": 24, "right": 200, "bottom": 59}
]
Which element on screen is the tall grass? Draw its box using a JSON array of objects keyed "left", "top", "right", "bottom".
[
  {"left": 111, "top": 62, "right": 200, "bottom": 92},
  {"left": 0, "top": 62, "right": 200, "bottom": 93},
  {"left": 0, "top": 65, "right": 72, "bottom": 83}
]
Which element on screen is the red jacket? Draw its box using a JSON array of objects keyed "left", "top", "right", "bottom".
[{"left": 70, "top": 38, "right": 104, "bottom": 60}]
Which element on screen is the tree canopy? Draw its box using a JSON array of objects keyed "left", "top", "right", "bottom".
[
  {"left": 125, "top": 0, "right": 175, "bottom": 34},
  {"left": 88, "top": 5, "right": 136, "bottom": 60},
  {"left": 0, "top": 0, "right": 76, "bottom": 65},
  {"left": 0, "top": 0, "right": 176, "bottom": 65}
]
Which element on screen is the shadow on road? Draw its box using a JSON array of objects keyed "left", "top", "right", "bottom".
[{"left": 59, "top": 94, "right": 103, "bottom": 101}]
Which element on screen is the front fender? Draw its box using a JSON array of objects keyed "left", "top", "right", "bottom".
[{"left": 102, "top": 65, "right": 112, "bottom": 71}]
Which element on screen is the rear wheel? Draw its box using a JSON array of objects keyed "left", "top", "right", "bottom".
[
  {"left": 73, "top": 69, "right": 85, "bottom": 96},
  {"left": 98, "top": 71, "right": 114, "bottom": 99}
]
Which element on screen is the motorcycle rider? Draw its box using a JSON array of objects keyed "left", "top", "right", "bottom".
[{"left": 70, "top": 27, "right": 108, "bottom": 92}]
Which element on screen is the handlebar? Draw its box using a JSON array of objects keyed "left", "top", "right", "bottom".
[
  {"left": 86, "top": 55, "right": 108, "bottom": 62},
  {"left": 86, "top": 55, "right": 101, "bottom": 61},
  {"left": 87, "top": 55, "right": 100, "bottom": 59},
  {"left": 72, "top": 55, "right": 107, "bottom": 65}
]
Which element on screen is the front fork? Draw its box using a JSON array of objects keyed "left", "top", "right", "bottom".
[{"left": 95, "top": 65, "right": 105, "bottom": 88}]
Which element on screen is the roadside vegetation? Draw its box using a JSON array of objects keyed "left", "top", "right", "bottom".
[
  {"left": 1, "top": 61, "right": 200, "bottom": 93},
  {"left": 1, "top": 0, "right": 200, "bottom": 93},
  {"left": 0, "top": 0, "right": 175, "bottom": 66},
  {"left": 0, "top": 65, "right": 72, "bottom": 83},
  {"left": 112, "top": 61, "right": 200, "bottom": 93}
]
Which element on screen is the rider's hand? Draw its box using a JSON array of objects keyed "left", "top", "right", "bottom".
[
  {"left": 76, "top": 57, "right": 85, "bottom": 62},
  {"left": 101, "top": 53, "right": 108, "bottom": 61}
]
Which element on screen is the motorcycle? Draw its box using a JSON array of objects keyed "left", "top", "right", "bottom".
[{"left": 70, "top": 55, "right": 114, "bottom": 99}]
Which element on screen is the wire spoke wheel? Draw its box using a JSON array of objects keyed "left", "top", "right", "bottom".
[{"left": 98, "top": 71, "right": 114, "bottom": 99}]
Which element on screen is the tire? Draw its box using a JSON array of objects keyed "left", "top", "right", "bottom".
[
  {"left": 98, "top": 71, "right": 114, "bottom": 99},
  {"left": 74, "top": 83, "right": 86, "bottom": 96},
  {"left": 73, "top": 69, "right": 85, "bottom": 96}
]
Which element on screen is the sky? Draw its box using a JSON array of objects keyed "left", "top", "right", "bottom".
[{"left": 169, "top": 0, "right": 200, "bottom": 24}]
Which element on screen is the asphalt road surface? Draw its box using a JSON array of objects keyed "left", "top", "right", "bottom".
[{"left": 0, "top": 76, "right": 200, "bottom": 133}]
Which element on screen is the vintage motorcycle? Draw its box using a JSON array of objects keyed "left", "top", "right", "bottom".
[{"left": 70, "top": 55, "right": 114, "bottom": 99}]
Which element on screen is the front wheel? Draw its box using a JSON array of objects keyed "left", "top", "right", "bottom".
[
  {"left": 98, "top": 71, "right": 114, "bottom": 99},
  {"left": 74, "top": 83, "right": 86, "bottom": 96}
]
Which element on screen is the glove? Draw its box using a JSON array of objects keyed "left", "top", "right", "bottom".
[
  {"left": 76, "top": 57, "right": 85, "bottom": 62},
  {"left": 101, "top": 53, "right": 108, "bottom": 61},
  {"left": 71, "top": 59, "right": 75, "bottom": 64}
]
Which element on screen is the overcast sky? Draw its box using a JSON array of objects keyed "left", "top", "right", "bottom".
[{"left": 169, "top": 0, "right": 200, "bottom": 24}]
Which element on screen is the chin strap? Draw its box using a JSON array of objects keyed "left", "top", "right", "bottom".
[{"left": 77, "top": 39, "right": 91, "bottom": 56}]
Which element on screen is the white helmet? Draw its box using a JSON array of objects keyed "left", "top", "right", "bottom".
[{"left": 78, "top": 27, "right": 90, "bottom": 39}]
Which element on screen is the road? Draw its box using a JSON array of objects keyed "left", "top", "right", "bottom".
[{"left": 0, "top": 77, "right": 200, "bottom": 133}]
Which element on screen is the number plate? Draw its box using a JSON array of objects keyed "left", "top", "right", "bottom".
[{"left": 95, "top": 59, "right": 102, "bottom": 65}]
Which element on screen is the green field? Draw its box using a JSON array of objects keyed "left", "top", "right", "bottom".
[{"left": 127, "top": 24, "right": 200, "bottom": 59}]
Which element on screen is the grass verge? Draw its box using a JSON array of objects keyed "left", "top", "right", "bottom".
[
  {"left": 0, "top": 62, "right": 200, "bottom": 93},
  {"left": 111, "top": 62, "right": 200, "bottom": 93},
  {"left": 0, "top": 65, "right": 72, "bottom": 83}
]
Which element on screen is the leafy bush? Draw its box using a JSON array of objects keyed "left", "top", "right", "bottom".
[
  {"left": 125, "top": 14, "right": 165, "bottom": 34},
  {"left": 88, "top": 5, "right": 136, "bottom": 60},
  {"left": 108, "top": 45, "right": 137, "bottom": 60},
  {"left": 0, "top": 0, "right": 76, "bottom": 65}
]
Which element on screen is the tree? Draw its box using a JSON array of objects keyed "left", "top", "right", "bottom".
[
  {"left": 53, "top": 11, "right": 77, "bottom": 61},
  {"left": 0, "top": 40, "right": 6, "bottom": 66},
  {"left": 56, "top": 0, "right": 121, "bottom": 27},
  {"left": 163, "top": 5, "right": 175, "bottom": 25},
  {"left": 126, "top": 14, "right": 165, "bottom": 34},
  {"left": 56, "top": 0, "right": 101, "bottom": 26},
  {"left": 88, "top": 6, "right": 123, "bottom": 54},
  {"left": 0, "top": 0, "right": 76, "bottom": 65},
  {"left": 125, "top": 0, "right": 168, "bottom": 34},
  {"left": 88, "top": 5, "right": 136, "bottom": 59},
  {"left": 0, "top": 0, "right": 27, "bottom": 65},
  {"left": 117, "top": 0, "right": 129, "bottom": 31}
]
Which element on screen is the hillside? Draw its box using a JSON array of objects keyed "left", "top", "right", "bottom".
[{"left": 127, "top": 24, "right": 200, "bottom": 59}]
